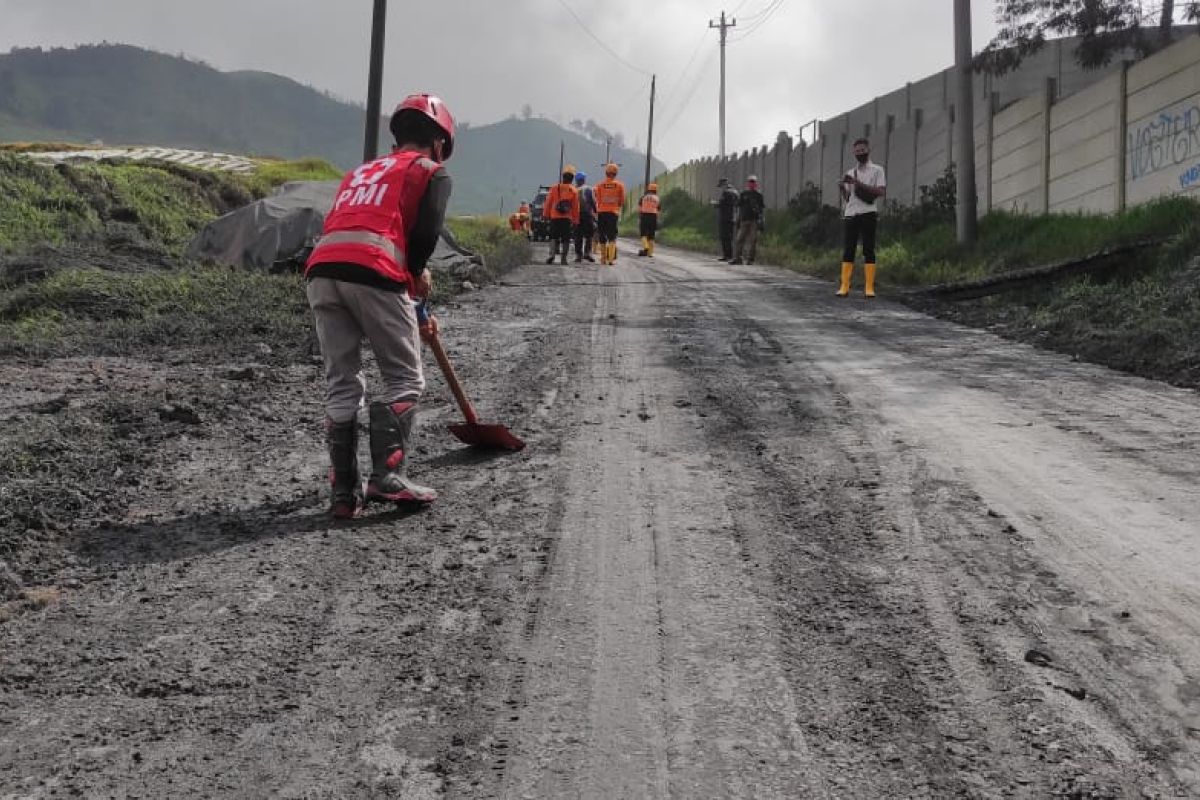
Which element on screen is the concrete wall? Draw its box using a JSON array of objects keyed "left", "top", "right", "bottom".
[
  {"left": 1048, "top": 72, "right": 1122, "bottom": 213},
  {"left": 647, "top": 32, "right": 1200, "bottom": 218},
  {"left": 1125, "top": 35, "right": 1200, "bottom": 206},
  {"left": 915, "top": 109, "right": 952, "bottom": 195},
  {"left": 991, "top": 92, "right": 1048, "bottom": 213}
]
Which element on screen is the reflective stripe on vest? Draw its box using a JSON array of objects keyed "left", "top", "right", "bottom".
[{"left": 311, "top": 229, "right": 406, "bottom": 267}]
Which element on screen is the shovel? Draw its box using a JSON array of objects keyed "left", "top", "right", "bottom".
[{"left": 417, "top": 302, "right": 526, "bottom": 451}]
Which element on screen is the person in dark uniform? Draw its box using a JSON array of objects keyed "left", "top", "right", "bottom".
[
  {"left": 730, "top": 175, "right": 765, "bottom": 266},
  {"left": 713, "top": 177, "right": 739, "bottom": 261}
]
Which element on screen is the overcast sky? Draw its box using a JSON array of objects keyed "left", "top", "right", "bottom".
[{"left": 0, "top": 0, "right": 999, "bottom": 167}]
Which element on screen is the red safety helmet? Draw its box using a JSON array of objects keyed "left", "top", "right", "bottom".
[{"left": 390, "top": 93, "right": 456, "bottom": 161}]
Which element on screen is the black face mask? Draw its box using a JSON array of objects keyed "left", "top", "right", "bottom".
[{"left": 855, "top": 153, "right": 869, "bottom": 164}]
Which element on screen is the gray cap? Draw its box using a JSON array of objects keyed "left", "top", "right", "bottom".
[{"left": 717, "top": 177, "right": 729, "bottom": 186}]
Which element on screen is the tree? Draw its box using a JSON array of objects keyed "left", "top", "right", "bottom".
[
  {"left": 521, "top": 103, "right": 533, "bottom": 120},
  {"left": 976, "top": 0, "right": 1186, "bottom": 75}
]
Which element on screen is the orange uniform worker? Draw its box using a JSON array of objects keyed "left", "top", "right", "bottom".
[
  {"left": 637, "top": 183, "right": 660, "bottom": 258},
  {"left": 594, "top": 163, "right": 626, "bottom": 265},
  {"left": 508, "top": 210, "right": 523, "bottom": 232},
  {"left": 543, "top": 169, "right": 580, "bottom": 265},
  {"left": 517, "top": 201, "right": 531, "bottom": 236}
]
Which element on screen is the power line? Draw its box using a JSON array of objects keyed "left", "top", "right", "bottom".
[
  {"left": 730, "top": 0, "right": 785, "bottom": 40},
  {"left": 736, "top": 0, "right": 782, "bottom": 22},
  {"left": 658, "top": 49, "right": 718, "bottom": 139},
  {"left": 729, "top": 0, "right": 786, "bottom": 42},
  {"left": 554, "top": 0, "right": 652, "bottom": 76},
  {"left": 657, "top": 30, "right": 710, "bottom": 112}
]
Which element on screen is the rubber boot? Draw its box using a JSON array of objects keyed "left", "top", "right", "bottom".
[
  {"left": 609, "top": 243, "right": 618, "bottom": 264},
  {"left": 647, "top": 240, "right": 655, "bottom": 257},
  {"left": 864, "top": 263, "right": 877, "bottom": 298},
  {"left": 836, "top": 262, "right": 853, "bottom": 297},
  {"left": 325, "top": 418, "right": 362, "bottom": 519},
  {"left": 365, "top": 401, "right": 437, "bottom": 505},
  {"left": 638, "top": 237, "right": 649, "bottom": 256}
]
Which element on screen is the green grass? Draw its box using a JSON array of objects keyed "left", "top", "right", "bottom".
[
  {"left": 654, "top": 187, "right": 1199, "bottom": 284},
  {"left": 237, "top": 157, "right": 342, "bottom": 197},
  {"left": 445, "top": 215, "right": 532, "bottom": 278},
  {"left": 651, "top": 186, "right": 1200, "bottom": 388},
  {"left": 0, "top": 152, "right": 341, "bottom": 255},
  {"left": 0, "top": 266, "right": 310, "bottom": 359}
]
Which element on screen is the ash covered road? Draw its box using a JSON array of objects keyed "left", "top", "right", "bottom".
[{"left": 3, "top": 243, "right": 1199, "bottom": 798}]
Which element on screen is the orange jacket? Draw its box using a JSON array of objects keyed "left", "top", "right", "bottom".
[
  {"left": 639, "top": 193, "right": 660, "bottom": 215},
  {"left": 544, "top": 182, "right": 580, "bottom": 224},
  {"left": 594, "top": 179, "right": 625, "bottom": 214},
  {"left": 508, "top": 212, "right": 523, "bottom": 230}
]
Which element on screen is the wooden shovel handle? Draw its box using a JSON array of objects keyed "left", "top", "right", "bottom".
[{"left": 425, "top": 330, "right": 479, "bottom": 426}]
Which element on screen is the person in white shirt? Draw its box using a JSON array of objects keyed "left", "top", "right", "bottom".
[{"left": 837, "top": 138, "right": 886, "bottom": 298}]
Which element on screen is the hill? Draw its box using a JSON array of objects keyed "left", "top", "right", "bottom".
[
  {"left": 454, "top": 117, "right": 667, "bottom": 215},
  {"left": 0, "top": 44, "right": 667, "bottom": 214}
]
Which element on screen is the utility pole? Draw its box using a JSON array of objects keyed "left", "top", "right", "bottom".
[
  {"left": 954, "top": 0, "right": 978, "bottom": 243},
  {"left": 362, "top": 0, "right": 387, "bottom": 163},
  {"left": 605, "top": 138, "right": 611, "bottom": 165},
  {"left": 558, "top": 141, "right": 565, "bottom": 179},
  {"left": 709, "top": 11, "right": 737, "bottom": 160},
  {"left": 644, "top": 75, "right": 656, "bottom": 189}
]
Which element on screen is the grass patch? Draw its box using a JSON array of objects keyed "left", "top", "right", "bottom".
[
  {"left": 0, "top": 153, "right": 341, "bottom": 255},
  {"left": 236, "top": 157, "right": 342, "bottom": 197},
  {"left": 446, "top": 216, "right": 531, "bottom": 278},
  {"left": 0, "top": 266, "right": 310, "bottom": 359},
  {"left": 653, "top": 185, "right": 1200, "bottom": 388},
  {"left": 0, "top": 152, "right": 525, "bottom": 359}
]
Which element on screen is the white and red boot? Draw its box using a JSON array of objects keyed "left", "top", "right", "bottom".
[{"left": 365, "top": 401, "right": 437, "bottom": 505}]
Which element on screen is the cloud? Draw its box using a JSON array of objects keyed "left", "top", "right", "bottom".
[{"left": 0, "top": 0, "right": 998, "bottom": 166}]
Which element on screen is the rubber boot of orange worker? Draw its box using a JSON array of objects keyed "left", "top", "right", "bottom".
[{"left": 864, "top": 263, "right": 877, "bottom": 298}]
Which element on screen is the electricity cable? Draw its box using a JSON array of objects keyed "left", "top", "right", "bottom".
[
  {"left": 729, "top": 0, "right": 786, "bottom": 42},
  {"left": 554, "top": 0, "right": 652, "bottom": 76}
]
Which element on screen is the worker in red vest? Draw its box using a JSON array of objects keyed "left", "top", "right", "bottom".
[{"left": 305, "top": 93, "right": 455, "bottom": 518}]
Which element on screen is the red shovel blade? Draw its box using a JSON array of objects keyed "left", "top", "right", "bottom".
[{"left": 448, "top": 422, "right": 526, "bottom": 451}]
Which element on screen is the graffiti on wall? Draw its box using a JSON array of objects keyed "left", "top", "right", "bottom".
[
  {"left": 1128, "top": 100, "right": 1200, "bottom": 181},
  {"left": 1181, "top": 161, "right": 1200, "bottom": 190}
]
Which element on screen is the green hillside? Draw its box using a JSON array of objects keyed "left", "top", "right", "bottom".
[
  {"left": 0, "top": 45, "right": 368, "bottom": 165},
  {"left": 0, "top": 44, "right": 667, "bottom": 215}
]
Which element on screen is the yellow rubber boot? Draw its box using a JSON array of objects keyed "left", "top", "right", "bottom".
[
  {"left": 640, "top": 236, "right": 650, "bottom": 256},
  {"left": 647, "top": 240, "right": 654, "bottom": 257},
  {"left": 608, "top": 243, "right": 618, "bottom": 264},
  {"left": 864, "top": 263, "right": 877, "bottom": 298},
  {"left": 836, "top": 262, "right": 853, "bottom": 296}
]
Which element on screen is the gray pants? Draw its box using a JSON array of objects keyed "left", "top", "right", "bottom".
[
  {"left": 306, "top": 277, "right": 424, "bottom": 423},
  {"left": 734, "top": 220, "right": 759, "bottom": 262}
]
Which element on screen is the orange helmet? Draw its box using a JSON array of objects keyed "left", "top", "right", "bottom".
[
  {"left": 647, "top": 183, "right": 658, "bottom": 192},
  {"left": 605, "top": 162, "right": 618, "bottom": 176}
]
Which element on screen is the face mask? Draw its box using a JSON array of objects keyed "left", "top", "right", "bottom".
[{"left": 855, "top": 153, "right": 869, "bottom": 164}]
